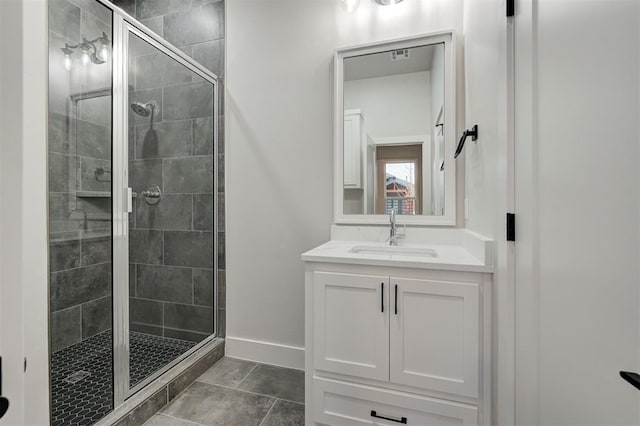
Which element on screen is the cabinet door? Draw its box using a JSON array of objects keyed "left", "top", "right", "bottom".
[
  {"left": 390, "top": 278, "right": 480, "bottom": 397},
  {"left": 343, "top": 114, "right": 362, "bottom": 188},
  {"left": 313, "top": 272, "right": 389, "bottom": 381}
]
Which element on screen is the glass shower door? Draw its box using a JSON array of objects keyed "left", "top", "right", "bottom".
[
  {"left": 48, "top": 1, "right": 218, "bottom": 419},
  {"left": 48, "top": 0, "right": 114, "bottom": 423},
  {"left": 121, "top": 26, "right": 217, "bottom": 392}
]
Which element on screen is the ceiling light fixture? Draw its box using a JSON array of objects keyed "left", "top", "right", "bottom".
[
  {"left": 342, "top": 0, "right": 360, "bottom": 12},
  {"left": 373, "top": 0, "right": 404, "bottom": 5}
]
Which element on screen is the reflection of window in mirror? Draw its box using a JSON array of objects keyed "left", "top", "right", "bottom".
[
  {"left": 375, "top": 144, "right": 422, "bottom": 215},
  {"left": 385, "top": 162, "right": 417, "bottom": 215}
]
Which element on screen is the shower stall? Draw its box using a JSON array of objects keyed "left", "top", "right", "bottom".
[{"left": 48, "top": 0, "right": 218, "bottom": 424}]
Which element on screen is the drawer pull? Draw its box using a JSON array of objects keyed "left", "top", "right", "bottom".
[
  {"left": 371, "top": 410, "right": 407, "bottom": 424},
  {"left": 381, "top": 282, "right": 384, "bottom": 313}
]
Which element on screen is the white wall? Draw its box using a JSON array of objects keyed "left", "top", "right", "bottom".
[
  {"left": 515, "top": 0, "right": 640, "bottom": 424},
  {"left": 463, "top": 0, "right": 504, "bottom": 239},
  {"left": 226, "top": 0, "right": 463, "bottom": 366},
  {"left": 344, "top": 71, "right": 431, "bottom": 139},
  {"left": 0, "top": 0, "right": 50, "bottom": 423}
]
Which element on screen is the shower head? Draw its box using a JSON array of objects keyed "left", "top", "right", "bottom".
[{"left": 130, "top": 101, "right": 155, "bottom": 117}]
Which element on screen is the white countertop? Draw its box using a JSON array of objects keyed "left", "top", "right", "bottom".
[{"left": 302, "top": 239, "right": 493, "bottom": 273}]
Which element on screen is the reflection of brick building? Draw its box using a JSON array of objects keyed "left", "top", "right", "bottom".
[{"left": 385, "top": 175, "right": 415, "bottom": 215}]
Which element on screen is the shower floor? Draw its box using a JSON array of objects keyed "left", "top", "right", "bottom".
[{"left": 51, "top": 330, "right": 197, "bottom": 426}]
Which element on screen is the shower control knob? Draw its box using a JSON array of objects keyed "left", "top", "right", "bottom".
[{"left": 141, "top": 185, "right": 161, "bottom": 205}]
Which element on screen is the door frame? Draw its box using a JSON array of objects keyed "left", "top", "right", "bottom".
[
  {"left": 512, "top": 0, "right": 539, "bottom": 424},
  {"left": 490, "top": 1, "right": 517, "bottom": 424}
]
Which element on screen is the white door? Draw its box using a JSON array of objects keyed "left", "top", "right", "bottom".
[
  {"left": 313, "top": 272, "right": 389, "bottom": 381},
  {"left": 0, "top": 269, "right": 21, "bottom": 425},
  {"left": 514, "top": 1, "right": 640, "bottom": 424},
  {"left": 390, "top": 277, "right": 480, "bottom": 397},
  {"left": 0, "top": 0, "right": 24, "bottom": 421},
  {"left": 0, "top": 0, "right": 50, "bottom": 423}
]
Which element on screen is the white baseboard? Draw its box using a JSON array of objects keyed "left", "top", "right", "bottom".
[{"left": 225, "top": 336, "right": 305, "bottom": 370}]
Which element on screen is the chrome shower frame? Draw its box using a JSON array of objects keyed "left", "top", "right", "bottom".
[{"left": 105, "top": 0, "right": 219, "bottom": 406}]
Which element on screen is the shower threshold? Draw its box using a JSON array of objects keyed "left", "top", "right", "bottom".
[{"left": 51, "top": 330, "right": 196, "bottom": 426}]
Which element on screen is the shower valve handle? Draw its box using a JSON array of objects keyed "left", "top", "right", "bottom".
[
  {"left": 141, "top": 188, "right": 161, "bottom": 198},
  {"left": 141, "top": 185, "right": 161, "bottom": 205}
]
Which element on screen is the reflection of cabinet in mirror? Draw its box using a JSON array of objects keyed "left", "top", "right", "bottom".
[
  {"left": 343, "top": 110, "right": 365, "bottom": 189},
  {"left": 343, "top": 110, "right": 375, "bottom": 214}
]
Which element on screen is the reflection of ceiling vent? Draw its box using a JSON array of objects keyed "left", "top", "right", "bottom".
[{"left": 391, "top": 49, "right": 410, "bottom": 61}]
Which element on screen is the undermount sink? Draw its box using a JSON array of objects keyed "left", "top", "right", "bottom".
[{"left": 349, "top": 245, "right": 438, "bottom": 257}]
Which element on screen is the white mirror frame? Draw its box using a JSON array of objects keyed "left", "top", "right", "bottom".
[{"left": 334, "top": 31, "right": 457, "bottom": 226}]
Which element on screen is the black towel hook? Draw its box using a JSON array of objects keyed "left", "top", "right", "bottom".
[{"left": 454, "top": 124, "right": 479, "bottom": 159}]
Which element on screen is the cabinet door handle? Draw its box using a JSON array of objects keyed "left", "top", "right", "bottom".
[
  {"left": 371, "top": 410, "right": 407, "bottom": 424},
  {"left": 381, "top": 283, "right": 384, "bottom": 313},
  {"left": 394, "top": 284, "right": 398, "bottom": 315}
]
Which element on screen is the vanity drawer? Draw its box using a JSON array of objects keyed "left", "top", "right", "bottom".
[{"left": 312, "top": 378, "right": 478, "bottom": 425}]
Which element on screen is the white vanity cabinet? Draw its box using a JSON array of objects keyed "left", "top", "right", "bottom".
[{"left": 305, "top": 262, "right": 492, "bottom": 426}]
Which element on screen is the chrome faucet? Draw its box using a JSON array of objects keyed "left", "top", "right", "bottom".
[{"left": 389, "top": 209, "right": 397, "bottom": 246}]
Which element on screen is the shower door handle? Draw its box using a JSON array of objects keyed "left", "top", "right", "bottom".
[{"left": 127, "top": 188, "right": 133, "bottom": 213}]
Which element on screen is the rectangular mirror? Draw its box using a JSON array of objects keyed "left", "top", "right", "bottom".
[{"left": 335, "top": 32, "right": 456, "bottom": 225}]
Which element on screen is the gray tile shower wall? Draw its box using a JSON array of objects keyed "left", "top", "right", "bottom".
[
  {"left": 127, "top": 76, "right": 215, "bottom": 342},
  {"left": 118, "top": 0, "right": 225, "bottom": 340},
  {"left": 48, "top": 0, "right": 114, "bottom": 353},
  {"left": 48, "top": 0, "right": 225, "bottom": 355}
]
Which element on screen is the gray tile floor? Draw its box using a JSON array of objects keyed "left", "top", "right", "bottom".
[{"left": 144, "top": 357, "right": 305, "bottom": 426}]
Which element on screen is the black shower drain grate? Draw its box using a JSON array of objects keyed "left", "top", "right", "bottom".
[{"left": 63, "top": 371, "right": 91, "bottom": 384}]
